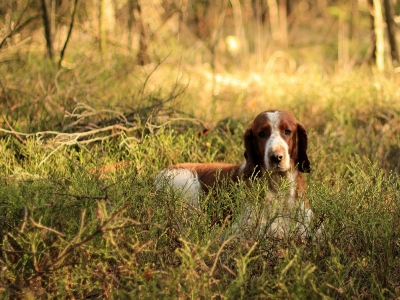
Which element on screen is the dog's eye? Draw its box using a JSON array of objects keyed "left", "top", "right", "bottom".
[
  {"left": 258, "top": 131, "right": 266, "bottom": 138},
  {"left": 284, "top": 129, "right": 292, "bottom": 136}
]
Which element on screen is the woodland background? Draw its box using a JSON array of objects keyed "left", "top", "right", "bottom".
[
  {"left": 1, "top": 0, "right": 400, "bottom": 73},
  {"left": 1, "top": 0, "right": 400, "bottom": 298}
]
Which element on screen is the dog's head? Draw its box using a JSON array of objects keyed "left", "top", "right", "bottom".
[{"left": 243, "top": 110, "right": 310, "bottom": 177}]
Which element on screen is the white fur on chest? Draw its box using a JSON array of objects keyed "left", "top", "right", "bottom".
[{"left": 236, "top": 170, "right": 311, "bottom": 238}]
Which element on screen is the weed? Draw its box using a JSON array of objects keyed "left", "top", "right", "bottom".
[{"left": 1, "top": 51, "right": 400, "bottom": 298}]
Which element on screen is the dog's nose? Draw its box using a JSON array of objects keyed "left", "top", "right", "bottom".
[{"left": 270, "top": 152, "right": 283, "bottom": 163}]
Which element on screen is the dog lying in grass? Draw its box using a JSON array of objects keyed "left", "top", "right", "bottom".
[{"left": 156, "top": 110, "right": 320, "bottom": 239}]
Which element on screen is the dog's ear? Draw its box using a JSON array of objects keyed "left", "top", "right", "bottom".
[
  {"left": 296, "top": 123, "right": 310, "bottom": 173},
  {"left": 243, "top": 125, "right": 262, "bottom": 178}
]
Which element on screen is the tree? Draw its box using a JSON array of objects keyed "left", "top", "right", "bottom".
[
  {"left": 59, "top": 0, "right": 79, "bottom": 68},
  {"left": 41, "top": 0, "right": 53, "bottom": 59},
  {"left": 128, "top": 0, "right": 149, "bottom": 65},
  {"left": 371, "top": 0, "right": 385, "bottom": 71},
  {"left": 383, "top": 0, "right": 399, "bottom": 65}
]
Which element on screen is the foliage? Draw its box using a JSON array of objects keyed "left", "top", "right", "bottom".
[
  {"left": 0, "top": 51, "right": 400, "bottom": 298},
  {"left": 1, "top": 0, "right": 400, "bottom": 297}
]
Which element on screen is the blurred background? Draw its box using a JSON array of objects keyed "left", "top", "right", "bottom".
[
  {"left": 1, "top": 0, "right": 400, "bottom": 139},
  {"left": 1, "top": 0, "right": 399, "bottom": 73}
]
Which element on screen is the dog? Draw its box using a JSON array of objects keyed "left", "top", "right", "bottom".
[{"left": 156, "top": 110, "right": 318, "bottom": 238}]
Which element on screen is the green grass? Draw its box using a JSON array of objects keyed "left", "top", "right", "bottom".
[{"left": 1, "top": 52, "right": 400, "bottom": 298}]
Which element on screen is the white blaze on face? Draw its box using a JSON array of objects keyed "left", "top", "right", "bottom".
[{"left": 264, "top": 111, "right": 290, "bottom": 171}]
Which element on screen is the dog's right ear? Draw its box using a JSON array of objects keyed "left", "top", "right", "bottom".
[{"left": 243, "top": 125, "right": 261, "bottom": 178}]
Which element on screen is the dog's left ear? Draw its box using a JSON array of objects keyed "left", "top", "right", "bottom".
[{"left": 297, "top": 123, "right": 310, "bottom": 173}]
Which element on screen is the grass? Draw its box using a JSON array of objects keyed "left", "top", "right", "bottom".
[{"left": 1, "top": 49, "right": 400, "bottom": 298}]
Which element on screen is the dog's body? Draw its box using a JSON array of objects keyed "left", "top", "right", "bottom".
[{"left": 156, "top": 110, "right": 317, "bottom": 237}]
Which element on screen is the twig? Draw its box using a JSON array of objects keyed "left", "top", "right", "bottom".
[
  {"left": 0, "top": 80, "right": 9, "bottom": 103},
  {"left": 2, "top": 115, "right": 26, "bottom": 144},
  {"left": 38, "top": 144, "right": 64, "bottom": 167},
  {"left": 99, "top": 222, "right": 146, "bottom": 232},
  {"left": 140, "top": 56, "right": 168, "bottom": 100},
  {"left": 38, "top": 225, "right": 155, "bottom": 275},
  {"left": 0, "top": 248, "right": 48, "bottom": 255},
  {"left": 63, "top": 102, "right": 133, "bottom": 131},
  {"left": 50, "top": 203, "right": 131, "bottom": 268},
  {"left": 53, "top": 192, "right": 108, "bottom": 201},
  {"left": 0, "top": 16, "right": 39, "bottom": 49},
  {"left": 41, "top": 0, "right": 54, "bottom": 59},
  {"left": 0, "top": 95, "right": 192, "bottom": 147},
  {"left": 30, "top": 217, "right": 66, "bottom": 237},
  {"left": 34, "top": 124, "right": 139, "bottom": 145},
  {"left": 209, "top": 236, "right": 234, "bottom": 277},
  {"left": 0, "top": 117, "right": 199, "bottom": 146},
  {"left": 0, "top": 1, "right": 38, "bottom": 49},
  {"left": 55, "top": 210, "right": 87, "bottom": 263},
  {"left": 58, "top": 0, "right": 79, "bottom": 68},
  {"left": 20, "top": 206, "right": 28, "bottom": 233}
]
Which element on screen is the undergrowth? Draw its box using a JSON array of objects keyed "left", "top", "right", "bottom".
[{"left": 1, "top": 54, "right": 400, "bottom": 298}]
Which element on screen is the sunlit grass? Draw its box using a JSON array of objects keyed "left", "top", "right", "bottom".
[{"left": 1, "top": 50, "right": 400, "bottom": 298}]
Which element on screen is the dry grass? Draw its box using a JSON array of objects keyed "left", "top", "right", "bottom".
[{"left": 1, "top": 9, "right": 400, "bottom": 296}]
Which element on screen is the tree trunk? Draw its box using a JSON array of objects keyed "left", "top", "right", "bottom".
[
  {"left": 373, "top": 0, "right": 385, "bottom": 71},
  {"left": 383, "top": 0, "right": 399, "bottom": 64},
  {"left": 338, "top": 11, "right": 349, "bottom": 69},
  {"left": 349, "top": 0, "right": 359, "bottom": 40},
  {"left": 41, "top": 0, "right": 54, "bottom": 59},
  {"left": 59, "top": 0, "right": 79, "bottom": 68},
  {"left": 286, "top": 0, "right": 292, "bottom": 20},
  {"left": 134, "top": 0, "right": 149, "bottom": 65},
  {"left": 128, "top": 0, "right": 134, "bottom": 46},
  {"left": 127, "top": 0, "right": 150, "bottom": 64},
  {"left": 267, "top": 0, "right": 279, "bottom": 44},
  {"left": 99, "top": 0, "right": 106, "bottom": 54},
  {"left": 279, "top": 0, "right": 287, "bottom": 48},
  {"left": 368, "top": 0, "right": 376, "bottom": 63},
  {"left": 229, "top": 0, "right": 248, "bottom": 67}
]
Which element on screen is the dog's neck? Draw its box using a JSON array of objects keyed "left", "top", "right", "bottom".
[
  {"left": 239, "top": 161, "right": 299, "bottom": 203},
  {"left": 266, "top": 168, "right": 297, "bottom": 192},
  {"left": 255, "top": 165, "right": 299, "bottom": 206}
]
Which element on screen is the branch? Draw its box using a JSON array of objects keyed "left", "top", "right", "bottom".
[
  {"left": 41, "top": 0, "right": 54, "bottom": 59},
  {"left": 49, "top": 203, "right": 131, "bottom": 268},
  {"left": 30, "top": 217, "right": 66, "bottom": 237},
  {"left": 0, "top": 15, "right": 40, "bottom": 49},
  {"left": 2, "top": 115, "right": 26, "bottom": 144},
  {"left": 58, "top": 0, "right": 79, "bottom": 68}
]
